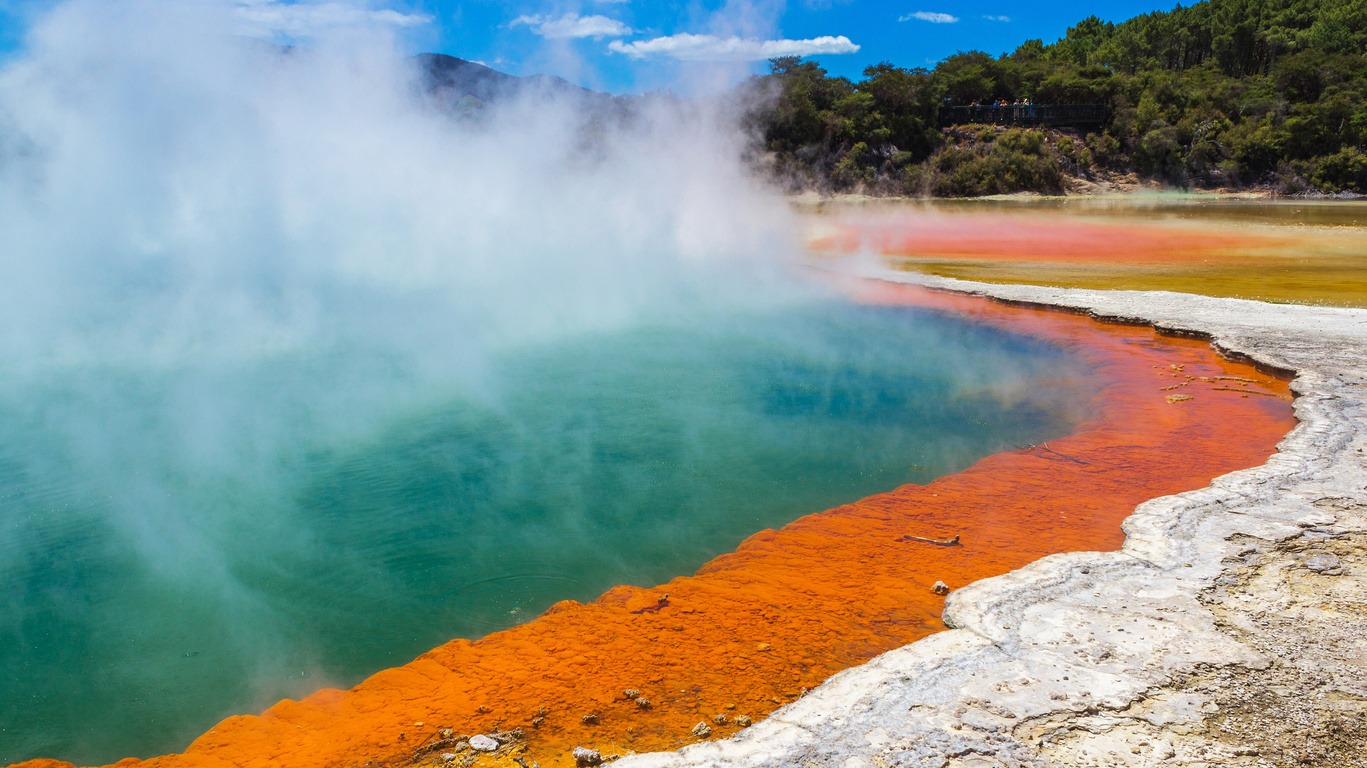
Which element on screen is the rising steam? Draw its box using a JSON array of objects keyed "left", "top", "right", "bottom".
[
  {"left": 0, "top": 0, "right": 798, "bottom": 368},
  {"left": 0, "top": 0, "right": 801, "bottom": 759},
  {"left": 0, "top": 3, "right": 1097, "bottom": 765},
  {"left": 0, "top": 0, "right": 801, "bottom": 573}
]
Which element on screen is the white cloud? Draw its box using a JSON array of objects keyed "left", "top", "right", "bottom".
[
  {"left": 234, "top": 0, "right": 432, "bottom": 38},
  {"left": 510, "top": 12, "right": 632, "bottom": 39},
  {"left": 983, "top": 14, "right": 1011, "bottom": 22},
  {"left": 898, "top": 11, "right": 959, "bottom": 23},
  {"left": 607, "top": 33, "right": 859, "bottom": 61}
]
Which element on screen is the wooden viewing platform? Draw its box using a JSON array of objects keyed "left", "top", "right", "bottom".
[{"left": 939, "top": 103, "right": 1107, "bottom": 128}]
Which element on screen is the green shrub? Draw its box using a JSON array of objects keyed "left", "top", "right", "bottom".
[
  {"left": 997, "top": 129, "right": 1046, "bottom": 155},
  {"left": 1312, "top": 147, "right": 1367, "bottom": 193},
  {"left": 831, "top": 142, "right": 875, "bottom": 189},
  {"left": 1136, "top": 126, "right": 1185, "bottom": 180},
  {"left": 1086, "top": 132, "right": 1121, "bottom": 166},
  {"left": 918, "top": 136, "right": 1065, "bottom": 197}
]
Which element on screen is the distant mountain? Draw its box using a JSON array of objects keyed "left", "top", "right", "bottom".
[{"left": 413, "top": 53, "right": 614, "bottom": 108}]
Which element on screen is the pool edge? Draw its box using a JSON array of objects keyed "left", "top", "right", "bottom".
[{"left": 615, "top": 273, "right": 1367, "bottom": 767}]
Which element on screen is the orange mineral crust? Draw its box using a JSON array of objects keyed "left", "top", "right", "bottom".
[
  {"left": 16, "top": 283, "right": 1295, "bottom": 768},
  {"left": 811, "top": 213, "right": 1290, "bottom": 266},
  {"left": 806, "top": 208, "right": 1367, "bottom": 307}
]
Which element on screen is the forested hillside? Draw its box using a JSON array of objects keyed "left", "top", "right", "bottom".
[{"left": 743, "top": 0, "right": 1367, "bottom": 196}]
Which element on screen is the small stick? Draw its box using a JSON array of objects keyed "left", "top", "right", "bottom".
[
  {"left": 897, "top": 534, "right": 961, "bottom": 546},
  {"left": 1024, "top": 442, "right": 1089, "bottom": 466}
]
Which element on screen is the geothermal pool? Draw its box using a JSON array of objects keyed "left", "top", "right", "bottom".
[
  {"left": 13, "top": 282, "right": 1291, "bottom": 768},
  {"left": 0, "top": 6, "right": 1309, "bottom": 764},
  {"left": 0, "top": 299, "right": 1096, "bottom": 763},
  {"left": 808, "top": 196, "right": 1367, "bottom": 307}
]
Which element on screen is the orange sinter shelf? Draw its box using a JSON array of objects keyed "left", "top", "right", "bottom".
[
  {"left": 16, "top": 281, "right": 1295, "bottom": 768},
  {"left": 810, "top": 214, "right": 1291, "bottom": 266},
  {"left": 805, "top": 208, "right": 1367, "bottom": 307}
]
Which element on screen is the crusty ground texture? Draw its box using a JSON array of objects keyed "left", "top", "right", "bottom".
[{"left": 616, "top": 273, "right": 1367, "bottom": 768}]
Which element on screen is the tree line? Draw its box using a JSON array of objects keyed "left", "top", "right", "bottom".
[{"left": 740, "top": 0, "right": 1367, "bottom": 196}]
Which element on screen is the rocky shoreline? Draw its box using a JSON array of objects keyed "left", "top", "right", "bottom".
[{"left": 617, "top": 274, "right": 1367, "bottom": 768}]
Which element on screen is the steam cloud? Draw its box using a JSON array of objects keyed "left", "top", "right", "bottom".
[
  {"left": 0, "top": 0, "right": 802, "bottom": 597},
  {"left": 0, "top": 1, "right": 798, "bottom": 369},
  {"left": 0, "top": 0, "right": 803, "bottom": 758}
]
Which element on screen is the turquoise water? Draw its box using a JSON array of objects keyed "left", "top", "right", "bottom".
[{"left": 0, "top": 300, "right": 1096, "bottom": 764}]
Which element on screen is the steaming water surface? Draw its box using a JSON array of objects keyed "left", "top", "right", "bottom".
[
  {"left": 812, "top": 197, "right": 1367, "bottom": 307},
  {"left": 0, "top": 300, "right": 1097, "bottom": 763},
  {"left": 0, "top": 2, "right": 1103, "bottom": 761}
]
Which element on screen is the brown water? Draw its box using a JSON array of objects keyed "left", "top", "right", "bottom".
[{"left": 805, "top": 195, "right": 1367, "bottom": 307}]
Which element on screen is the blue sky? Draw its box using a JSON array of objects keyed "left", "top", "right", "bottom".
[{"left": 0, "top": 0, "right": 1183, "bottom": 93}]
